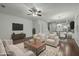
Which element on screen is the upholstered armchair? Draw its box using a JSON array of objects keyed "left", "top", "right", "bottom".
[
  {"left": 33, "top": 33, "right": 46, "bottom": 43},
  {"left": 2, "top": 39, "right": 35, "bottom": 56},
  {"left": 46, "top": 34, "right": 60, "bottom": 47},
  {"left": 0, "top": 39, "right": 7, "bottom": 56}
]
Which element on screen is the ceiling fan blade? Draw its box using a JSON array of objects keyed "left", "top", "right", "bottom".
[
  {"left": 37, "top": 14, "right": 42, "bottom": 16},
  {"left": 27, "top": 13, "right": 32, "bottom": 15},
  {"left": 38, "top": 10, "right": 42, "bottom": 13},
  {"left": 28, "top": 9, "right": 32, "bottom": 12}
]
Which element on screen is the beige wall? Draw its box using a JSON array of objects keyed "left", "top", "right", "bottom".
[{"left": 0, "top": 13, "right": 33, "bottom": 39}]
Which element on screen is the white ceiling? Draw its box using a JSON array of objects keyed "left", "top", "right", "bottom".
[{"left": 0, "top": 3, "right": 79, "bottom": 22}]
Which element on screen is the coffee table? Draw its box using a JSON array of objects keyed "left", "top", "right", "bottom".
[{"left": 24, "top": 40, "right": 46, "bottom": 56}]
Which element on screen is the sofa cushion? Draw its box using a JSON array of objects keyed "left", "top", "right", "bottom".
[
  {"left": 2, "top": 39, "right": 25, "bottom": 56},
  {"left": 6, "top": 45, "right": 26, "bottom": 56},
  {"left": 14, "top": 42, "right": 25, "bottom": 51},
  {"left": 0, "top": 39, "right": 7, "bottom": 56},
  {"left": 48, "top": 34, "right": 57, "bottom": 39}
]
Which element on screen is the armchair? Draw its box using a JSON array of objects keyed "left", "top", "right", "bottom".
[
  {"left": 33, "top": 33, "right": 46, "bottom": 43},
  {"left": 46, "top": 34, "right": 60, "bottom": 47}
]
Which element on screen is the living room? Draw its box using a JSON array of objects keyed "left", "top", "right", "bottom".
[{"left": 0, "top": 3, "right": 79, "bottom": 56}]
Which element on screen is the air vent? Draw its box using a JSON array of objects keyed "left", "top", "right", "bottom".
[{"left": 0, "top": 4, "right": 6, "bottom": 8}]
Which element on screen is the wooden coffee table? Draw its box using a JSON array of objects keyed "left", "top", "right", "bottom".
[{"left": 24, "top": 40, "right": 46, "bottom": 56}]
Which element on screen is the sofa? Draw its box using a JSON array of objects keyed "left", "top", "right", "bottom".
[
  {"left": 0, "top": 39, "right": 7, "bottom": 56},
  {"left": 0, "top": 39, "right": 35, "bottom": 56}
]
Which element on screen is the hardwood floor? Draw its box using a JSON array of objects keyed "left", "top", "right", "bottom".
[{"left": 59, "top": 39, "right": 79, "bottom": 56}]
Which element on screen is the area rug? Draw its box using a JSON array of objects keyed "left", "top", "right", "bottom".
[{"left": 39, "top": 45, "right": 63, "bottom": 56}]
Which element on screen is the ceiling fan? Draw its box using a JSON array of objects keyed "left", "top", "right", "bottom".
[{"left": 27, "top": 7, "right": 42, "bottom": 16}]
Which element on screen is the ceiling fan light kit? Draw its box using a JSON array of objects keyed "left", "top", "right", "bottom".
[
  {"left": 33, "top": 13, "right": 37, "bottom": 16},
  {"left": 27, "top": 7, "right": 42, "bottom": 16}
]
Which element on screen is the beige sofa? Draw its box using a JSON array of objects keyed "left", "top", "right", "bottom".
[
  {"left": 0, "top": 39, "right": 7, "bottom": 56},
  {"left": 0, "top": 39, "right": 35, "bottom": 56}
]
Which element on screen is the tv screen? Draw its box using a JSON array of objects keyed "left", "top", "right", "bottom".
[{"left": 12, "top": 23, "right": 23, "bottom": 31}]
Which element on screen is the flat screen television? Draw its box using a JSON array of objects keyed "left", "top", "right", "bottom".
[{"left": 12, "top": 23, "right": 23, "bottom": 31}]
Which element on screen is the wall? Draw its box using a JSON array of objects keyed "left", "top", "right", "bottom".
[
  {"left": 0, "top": 13, "right": 32, "bottom": 39},
  {"left": 38, "top": 20, "right": 49, "bottom": 35},
  {"left": 32, "top": 20, "right": 49, "bottom": 35},
  {"left": 74, "top": 15, "right": 79, "bottom": 47},
  {"left": 49, "top": 23, "right": 57, "bottom": 32},
  {"left": 32, "top": 20, "right": 40, "bottom": 34}
]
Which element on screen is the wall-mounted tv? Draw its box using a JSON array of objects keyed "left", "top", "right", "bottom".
[{"left": 12, "top": 23, "right": 23, "bottom": 31}]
